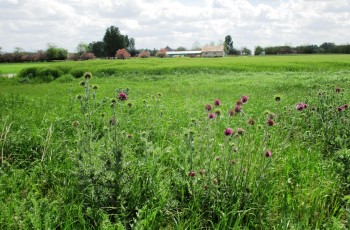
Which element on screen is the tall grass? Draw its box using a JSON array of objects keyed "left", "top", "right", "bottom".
[{"left": 0, "top": 57, "right": 350, "bottom": 228}]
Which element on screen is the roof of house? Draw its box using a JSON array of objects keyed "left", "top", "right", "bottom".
[{"left": 201, "top": 45, "right": 224, "bottom": 52}]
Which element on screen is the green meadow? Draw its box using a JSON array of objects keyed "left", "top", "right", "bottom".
[{"left": 1, "top": 55, "right": 350, "bottom": 229}]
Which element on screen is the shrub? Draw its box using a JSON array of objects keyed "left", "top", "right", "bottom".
[
  {"left": 38, "top": 68, "right": 63, "bottom": 79},
  {"left": 115, "top": 49, "right": 131, "bottom": 59},
  {"left": 69, "top": 68, "right": 89, "bottom": 78},
  {"left": 156, "top": 48, "right": 167, "bottom": 58},
  {"left": 56, "top": 74, "right": 75, "bottom": 83},
  {"left": 80, "top": 52, "right": 96, "bottom": 60},
  {"left": 18, "top": 67, "right": 40, "bottom": 79},
  {"left": 138, "top": 51, "right": 150, "bottom": 58}
]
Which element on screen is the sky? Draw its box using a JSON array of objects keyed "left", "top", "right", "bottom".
[{"left": 0, "top": 0, "right": 350, "bottom": 53}]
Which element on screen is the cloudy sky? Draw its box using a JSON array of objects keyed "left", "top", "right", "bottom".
[{"left": 1, "top": 0, "right": 349, "bottom": 52}]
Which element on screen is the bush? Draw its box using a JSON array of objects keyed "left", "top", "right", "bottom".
[
  {"left": 138, "top": 51, "right": 150, "bottom": 58},
  {"left": 80, "top": 52, "right": 96, "bottom": 60},
  {"left": 38, "top": 68, "right": 63, "bottom": 79},
  {"left": 156, "top": 48, "right": 167, "bottom": 58},
  {"left": 115, "top": 49, "right": 131, "bottom": 59},
  {"left": 18, "top": 67, "right": 40, "bottom": 79},
  {"left": 69, "top": 68, "right": 89, "bottom": 78},
  {"left": 56, "top": 74, "right": 75, "bottom": 83}
]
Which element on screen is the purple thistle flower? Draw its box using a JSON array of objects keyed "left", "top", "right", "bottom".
[
  {"left": 188, "top": 171, "right": 196, "bottom": 177},
  {"left": 237, "top": 128, "right": 245, "bottom": 135},
  {"left": 229, "top": 109, "right": 235, "bottom": 116},
  {"left": 224, "top": 128, "right": 233, "bottom": 136},
  {"left": 296, "top": 102, "right": 308, "bottom": 111},
  {"left": 205, "top": 104, "right": 213, "bottom": 111},
  {"left": 236, "top": 100, "right": 243, "bottom": 106},
  {"left": 267, "top": 118, "right": 275, "bottom": 126},
  {"left": 234, "top": 105, "right": 242, "bottom": 113},
  {"left": 208, "top": 113, "right": 216, "bottom": 119},
  {"left": 118, "top": 92, "right": 128, "bottom": 101},
  {"left": 338, "top": 104, "right": 348, "bottom": 111},
  {"left": 214, "top": 99, "right": 221, "bottom": 106},
  {"left": 241, "top": 95, "right": 249, "bottom": 104},
  {"left": 265, "top": 150, "right": 272, "bottom": 157}
]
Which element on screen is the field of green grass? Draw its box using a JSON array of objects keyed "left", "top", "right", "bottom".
[{"left": 1, "top": 55, "right": 350, "bottom": 229}]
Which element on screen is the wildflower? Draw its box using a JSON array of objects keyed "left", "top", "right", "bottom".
[
  {"left": 127, "top": 102, "right": 132, "bottom": 107},
  {"left": 296, "top": 102, "right": 308, "bottom": 111},
  {"left": 92, "top": 85, "right": 98, "bottom": 90},
  {"left": 214, "top": 99, "right": 221, "bottom": 106},
  {"left": 199, "top": 169, "right": 206, "bottom": 175},
  {"left": 215, "top": 156, "right": 221, "bottom": 161},
  {"left": 118, "top": 92, "right": 128, "bottom": 101},
  {"left": 241, "top": 95, "right": 249, "bottom": 104},
  {"left": 234, "top": 105, "right": 242, "bottom": 113},
  {"left": 275, "top": 96, "right": 281, "bottom": 102},
  {"left": 267, "top": 118, "right": 274, "bottom": 126},
  {"left": 188, "top": 171, "right": 196, "bottom": 177},
  {"left": 265, "top": 150, "right": 272, "bottom": 157},
  {"left": 311, "top": 106, "right": 317, "bottom": 111},
  {"left": 83, "top": 72, "right": 92, "bottom": 80},
  {"left": 215, "top": 109, "right": 221, "bottom": 116},
  {"left": 237, "top": 128, "right": 245, "bottom": 135},
  {"left": 236, "top": 100, "right": 243, "bottom": 106},
  {"left": 336, "top": 88, "right": 341, "bottom": 93},
  {"left": 229, "top": 109, "right": 235, "bottom": 116},
  {"left": 230, "top": 160, "right": 236, "bottom": 165},
  {"left": 208, "top": 113, "right": 216, "bottom": 119},
  {"left": 100, "top": 113, "right": 105, "bottom": 117},
  {"left": 224, "top": 128, "right": 233, "bottom": 136},
  {"left": 338, "top": 104, "right": 348, "bottom": 111},
  {"left": 79, "top": 81, "right": 85, "bottom": 87},
  {"left": 109, "top": 118, "right": 116, "bottom": 126},
  {"left": 248, "top": 118, "right": 255, "bottom": 125},
  {"left": 127, "top": 134, "right": 133, "bottom": 139},
  {"left": 72, "top": 121, "right": 80, "bottom": 127},
  {"left": 205, "top": 104, "right": 213, "bottom": 111}
]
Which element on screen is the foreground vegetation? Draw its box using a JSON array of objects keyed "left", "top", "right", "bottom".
[{"left": 1, "top": 56, "right": 350, "bottom": 229}]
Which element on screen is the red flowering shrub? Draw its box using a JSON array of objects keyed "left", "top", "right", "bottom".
[{"left": 116, "top": 49, "right": 131, "bottom": 59}]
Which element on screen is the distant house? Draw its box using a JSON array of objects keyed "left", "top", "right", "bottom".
[
  {"left": 201, "top": 46, "right": 225, "bottom": 57},
  {"left": 164, "top": 45, "right": 225, "bottom": 58}
]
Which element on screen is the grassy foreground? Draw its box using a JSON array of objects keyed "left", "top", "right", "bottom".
[{"left": 1, "top": 56, "right": 350, "bottom": 229}]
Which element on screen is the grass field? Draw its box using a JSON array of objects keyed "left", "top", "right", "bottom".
[{"left": 1, "top": 55, "right": 350, "bottom": 229}]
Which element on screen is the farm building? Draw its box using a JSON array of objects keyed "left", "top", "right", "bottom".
[
  {"left": 165, "top": 45, "right": 225, "bottom": 58},
  {"left": 201, "top": 45, "right": 225, "bottom": 57}
]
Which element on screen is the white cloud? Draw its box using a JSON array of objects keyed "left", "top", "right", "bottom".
[{"left": 0, "top": 0, "right": 349, "bottom": 52}]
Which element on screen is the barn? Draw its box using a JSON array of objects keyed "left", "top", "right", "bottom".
[{"left": 201, "top": 45, "right": 225, "bottom": 57}]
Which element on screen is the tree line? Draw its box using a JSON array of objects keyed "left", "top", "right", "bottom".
[{"left": 254, "top": 42, "right": 350, "bottom": 55}]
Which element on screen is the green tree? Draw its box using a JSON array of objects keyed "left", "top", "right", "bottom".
[
  {"left": 46, "top": 44, "right": 68, "bottom": 61},
  {"left": 224, "top": 35, "right": 234, "bottom": 55},
  {"left": 103, "top": 26, "right": 126, "bottom": 57},
  {"left": 254, "top": 46, "right": 264, "bottom": 55},
  {"left": 76, "top": 42, "right": 89, "bottom": 56},
  {"left": 89, "top": 41, "right": 105, "bottom": 58}
]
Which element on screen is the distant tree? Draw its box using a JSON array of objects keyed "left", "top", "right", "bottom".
[
  {"left": 192, "top": 41, "right": 201, "bottom": 51},
  {"left": 320, "top": 42, "right": 335, "bottom": 53},
  {"left": 241, "top": 47, "right": 252, "bottom": 56},
  {"left": 254, "top": 46, "right": 264, "bottom": 55},
  {"left": 127, "top": 37, "right": 137, "bottom": 56},
  {"left": 224, "top": 35, "right": 234, "bottom": 55},
  {"left": 76, "top": 42, "right": 89, "bottom": 56},
  {"left": 103, "top": 26, "right": 126, "bottom": 57},
  {"left": 46, "top": 44, "right": 68, "bottom": 61},
  {"left": 80, "top": 52, "right": 96, "bottom": 60},
  {"left": 176, "top": 46, "right": 186, "bottom": 51},
  {"left": 156, "top": 48, "right": 167, "bottom": 58},
  {"left": 115, "top": 48, "right": 130, "bottom": 59},
  {"left": 138, "top": 51, "right": 150, "bottom": 58},
  {"left": 89, "top": 41, "right": 105, "bottom": 58}
]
